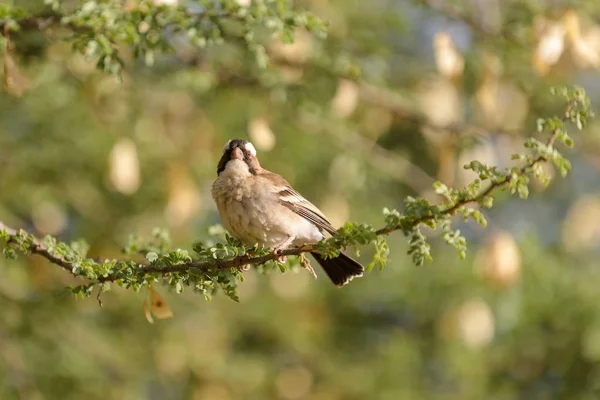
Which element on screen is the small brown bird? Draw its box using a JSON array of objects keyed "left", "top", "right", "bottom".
[{"left": 211, "top": 139, "right": 364, "bottom": 286}]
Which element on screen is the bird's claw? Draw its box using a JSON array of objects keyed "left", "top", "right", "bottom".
[
  {"left": 234, "top": 255, "right": 251, "bottom": 272},
  {"left": 272, "top": 236, "right": 295, "bottom": 257},
  {"left": 273, "top": 245, "right": 289, "bottom": 263},
  {"left": 237, "top": 264, "right": 251, "bottom": 272}
]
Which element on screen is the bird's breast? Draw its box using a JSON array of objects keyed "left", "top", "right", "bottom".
[
  {"left": 212, "top": 175, "right": 274, "bottom": 245},
  {"left": 211, "top": 175, "right": 323, "bottom": 248}
]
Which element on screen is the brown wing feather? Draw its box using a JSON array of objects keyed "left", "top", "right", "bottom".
[
  {"left": 279, "top": 188, "right": 337, "bottom": 235},
  {"left": 258, "top": 171, "right": 337, "bottom": 235}
]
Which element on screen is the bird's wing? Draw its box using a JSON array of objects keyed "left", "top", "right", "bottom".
[{"left": 260, "top": 171, "right": 337, "bottom": 235}]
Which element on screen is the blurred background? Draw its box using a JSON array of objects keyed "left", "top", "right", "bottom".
[{"left": 2, "top": 0, "right": 600, "bottom": 398}]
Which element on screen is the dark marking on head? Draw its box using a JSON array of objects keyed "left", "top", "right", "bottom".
[{"left": 216, "top": 139, "right": 261, "bottom": 175}]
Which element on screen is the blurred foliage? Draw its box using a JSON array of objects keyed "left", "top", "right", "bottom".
[{"left": 2, "top": 0, "right": 600, "bottom": 399}]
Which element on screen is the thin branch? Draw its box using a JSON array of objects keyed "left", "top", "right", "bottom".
[
  {"left": 117, "top": 245, "right": 317, "bottom": 279},
  {"left": 96, "top": 286, "right": 104, "bottom": 307},
  {"left": 0, "top": 222, "right": 75, "bottom": 275},
  {"left": 0, "top": 115, "right": 565, "bottom": 282}
]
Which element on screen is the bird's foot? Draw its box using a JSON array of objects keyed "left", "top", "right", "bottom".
[
  {"left": 237, "top": 264, "right": 251, "bottom": 272},
  {"left": 233, "top": 255, "right": 252, "bottom": 272},
  {"left": 273, "top": 235, "right": 295, "bottom": 256}
]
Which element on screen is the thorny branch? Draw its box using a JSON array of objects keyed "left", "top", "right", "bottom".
[
  {"left": 0, "top": 219, "right": 314, "bottom": 280},
  {"left": 376, "top": 124, "right": 561, "bottom": 236},
  {"left": 0, "top": 106, "right": 577, "bottom": 283},
  {"left": 0, "top": 222, "right": 75, "bottom": 275},
  {"left": 2, "top": 87, "right": 588, "bottom": 288}
]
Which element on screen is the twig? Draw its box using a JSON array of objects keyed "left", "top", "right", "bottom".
[
  {"left": 0, "top": 223, "right": 75, "bottom": 275},
  {"left": 299, "top": 254, "right": 317, "bottom": 279},
  {"left": 0, "top": 115, "right": 565, "bottom": 283},
  {"left": 96, "top": 286, "right": 103, "bottom": 307},
  {"left": 375, "top": 101, "right": 571, "bottom": 236}
]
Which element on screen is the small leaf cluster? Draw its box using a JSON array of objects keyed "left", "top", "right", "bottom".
[
  {"left": 0, "top": 225, "right": 241, "bottom": 302},
  {"left": 135, "top": 229, "right": 246, "bottom": 302},
  {"left": 316, "top": 222, "right": 377, "bottom": 258},
  {"left": 1, "top": 0, "right": 327, "bottom": 76},
  {"left": 366, "top": 236, "right": 389, "bottom": 273},
  {"left": 369, "top": 86, "right": 593, "bottom": 267}
]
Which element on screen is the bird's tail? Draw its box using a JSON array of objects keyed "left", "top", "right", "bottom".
[{"left": 310, "top": 252, "right": 364, "bottom": 287}]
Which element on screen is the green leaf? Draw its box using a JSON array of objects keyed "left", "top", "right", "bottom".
[
  {"left": 480, "top": 196, "right": 494, "bottom": 209},
  {"left": 146, "top": 252, "right": 159, "bottom": 262},
  {"left": 537, "top": 118, "right": 545, "bottom": 132},
  {"left": 277, "top": 262, "right": 286, "bottom": 273},
  {"left": 564, "top": 136, "right": 574, "bottom": 148},
  {"left": 100, "top": 282, "right": 111, "bottom": 293},
  {"left": 3, "top": 247, "right": 17, "bottom": 259},
  {"left": 470, "top": 210, "right": 487, "bottom": 227},
  {"left": 517, "top": 184, "right": 529, "bottom": 199},
  {"left": 175, "top": 282, "right": 183, "bottom": 294}
]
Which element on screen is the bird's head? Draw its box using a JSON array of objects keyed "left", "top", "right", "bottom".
[{"left": 217, "top": 139, "right": 262, "bottom": 176}]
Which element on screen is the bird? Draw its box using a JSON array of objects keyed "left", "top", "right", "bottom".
[{"left": 211, "top": 139, "right": 364, "bottom": 286}]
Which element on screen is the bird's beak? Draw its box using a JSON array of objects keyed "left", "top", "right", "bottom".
[{"left": 231, "top": 147, "right": 243, "bottom": 160}]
